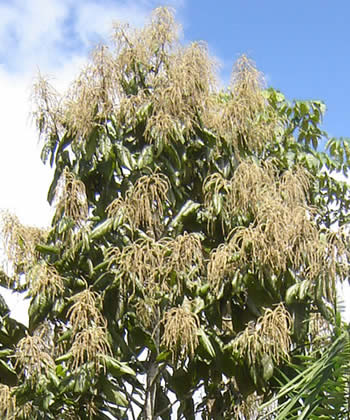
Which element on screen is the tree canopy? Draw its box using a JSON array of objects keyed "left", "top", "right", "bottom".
[{"left": 1, "top": 7, "right": 350, "bottom": 419}]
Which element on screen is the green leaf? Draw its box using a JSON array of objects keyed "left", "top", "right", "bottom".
[
  {"left": 0, "top": 348, "right": 12, "bottom": 358},
  {"left": 262, "top": 354, "right": 274, "bottom": 381},
  {"left": 29, "top": 293, "right": 52, "bottom": 331},
  {"left": 73, "top": 369, "right": 90, "bottom": 394},
  {"left": 55, "top": 352, "right": 73, "bottom": 363},
  {"left": 104, "top": 355, "right": 136, "bottom": 377},
  {"left": 169, "top": 200, "right": 200, "bottom": 229},
  {"left": 115, "top": 144, "right": 136, "bottom": 171},
  {"left": 111, "top": 390, "right": 128, "bottom": 407},
  {"left": 299, "top": 101, "right": 309, "bottom": 116},
  {"left": 0, "top": 359, "right": 17, "bottom": 385},
  {"left": 156, "top": 350, "right": 172, "bottom": 362},
  {"left": 138, "top": 145, "right": 154, "bottom": 169},
  {"left": 0, "top": 294, "right": 10, "bottom": 316},
  {"left": 198, "top": 329, "right": 215, "bottom": 358}
]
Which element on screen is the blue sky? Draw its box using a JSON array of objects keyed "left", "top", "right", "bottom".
[
  {"left": 181, "top": 0, "right": 349, "bottom": 138},
  {"left": 0, "top": 0, "right": 349, "bottom": 321}
]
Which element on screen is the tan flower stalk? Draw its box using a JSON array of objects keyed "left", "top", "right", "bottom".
[
  {"left": 70, "top": 326, "right": 112, "bottom": 372},
  {"left": 228, "top": 159, "right": 277, "bottom": 215},
  {"left": 67, "top": 287, "right": 111, "bottom": 371},
  {"left": 160, "top": 300, "right": 200, "bottom": 362},
  {"left": 127, "top": 172, "right": 169, "bottom": 235},
  {"left": 28, "top": 263, "right": 64, "bottom": 298},
  {"left": 31, "top": 74, "right": 63, "bottom": 142},
  {"left": 208, "top": 55, "right": 277, "bottom": 153},
  {"left": 0, "top": 385, "right": 16, "bottom": 419},
  {"left": 55, "top": 167, "right": 88, "bottom": 225},
  {"left": 0, "top": 385, "right": 34, "bottom": 420},
  {"left": 67, "top": 288, "right": 104, "bottom": 335},
  {"left": 232, "top": 303, "right": 292, "bottom": 365},
  {"left": 106, "top": 237, "right": 171, "bottom": 298},
  {"left": 168, "top": 232, "right": 204, "bottom": 277},
  {"left": 0, "top": 211, "right": 47, "bottom": 274},
  {"left": 64, "top": 45, "right": 117, "bottom": 140},
  {"left": 15, "top": 333, "right": 55, "bottom": 381},
  {"left": 208, "top": 243, "right": 238, "bottom": 293},
  {"left": 106, "top": 196, "right": 135, "bottom": 227}
]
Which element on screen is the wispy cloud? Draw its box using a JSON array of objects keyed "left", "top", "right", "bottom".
[
  {"left": 0, "top": 0, "right": 68, "bottom": 72},
  {"left": 0, "top": 0, "right": 185, "bottom": 74}
]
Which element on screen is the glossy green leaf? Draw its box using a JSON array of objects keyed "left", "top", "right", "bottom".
[
  {"left": 198, "top": 329, "right": 215, "bottom": 358},
  {"left": 104, "top": 355, "right": 136, "bottom": 377}
]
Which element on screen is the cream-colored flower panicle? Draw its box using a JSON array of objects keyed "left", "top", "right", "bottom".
[
  {"left": 232, "top": 303, "right": 293, "bottom": 365},
  {"left": 54, "top": 167, "right": 88, "bottom": 226},
  {"left": 15, "top": 333, "right": 55, "bottom": 382},
  {"left": 160, "top": 300, "right": 200, "bottom": 362},
  {"left": 207, "top": 55, "right": 277, "bottom": 153},
  {"left": 67, "top": 287, "right": 111, "bottom": 371},
  {"left": 0, "top": 211, "right": 47, "bottom": 276}
]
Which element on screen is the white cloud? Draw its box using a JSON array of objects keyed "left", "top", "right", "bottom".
[
  {"left": 0, "top": 67, "right": 53, "bottom": 226},
  {"left": 72, "top": 1, "right": 150, "bottom": 46},
  {"left": 0, "top": 0, "right": 67, "bottom": 71},
  {"left": 0, "top": 0, "right": 184, "bottom": 73}
]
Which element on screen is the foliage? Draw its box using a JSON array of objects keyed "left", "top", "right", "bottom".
[
  {"left": 1, "top": 7, "right": 350, "bottom": 419},
  {"left": 260, "top": 325, "right": 350, "bottom": 419}
]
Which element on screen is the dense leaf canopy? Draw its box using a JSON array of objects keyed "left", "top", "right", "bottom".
[{"left": 1, "top": 7, "right": 350, "bottom": 419}]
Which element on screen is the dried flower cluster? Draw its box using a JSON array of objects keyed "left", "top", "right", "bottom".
[
  {"left": 67, "top": 288, "right": 111, "bottom": 370},
  {"left": 168, "top": 232, "right": 204, "bottom": 277},
  {"left": 160, "top": 300, "right": 200, "bottom": 362},
  {"left": 206, "top": 55, "right": 277, "bottom": 153},
  {"left": 204, "top": 160, "right": 310, "bottom": 223},
  {"left": 207, "top": 243, "right": 239, "bottom": 293},
  {"left": 67, "top": 288, "right": 105, "bottom": 334},
  {"left": 54, "top": 167, "right": 89, "bottom": 225},
  {"left": 15, "top": 332, "right": 55, "bottom": 381},
  {"left": 70, "top": 326, "right": 111, "bottom": 372},
  {"left": 229, "top": 203, "right": 316, "bottom": 272},
  {"left": 28, "top": 262, "right": 64, "bottom": 298},
  {"left": 32, "top": 74, "right": 62, "bottom": 142},
  {"left": 0, "top": 385, "right": 34, "bottom": 420},
  {"left": 232, "top": 304, "right": 292, "bottom": 365},
  {"left": 106, "top": 237, "right": 171, "bottom": 299},
  {"left": 113, "top": 8, "right": 216, "bottom": 142},
  {"left": 106, "top": 232, "right": 203, "bottom": 300},
  {"left": 0, "top": 385, "right": 16, "bottom": 419},
  {"left": 106, "top": 196, "right": 135, "bottom": 227},
  {"left": 142, "top": 41, "right": 216, "bottom": 140},
  {"left": 65, "top": 46, "right": 117, "bottom": 141},
  {"left": 0, "top": 211, "right": 47, "bottom": 275},
  {"left": 107, "top": 172, "right": 169, "bottom": 235},
  {"left": 127, "top": 173, "right": 169, "bottom": 235},
  {"left": 304, "top": 229, "right": 349, "bottom": 295}
]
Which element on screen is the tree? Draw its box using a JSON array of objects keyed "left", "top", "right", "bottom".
[{"left": 1, "top": 7, "right": 350, "bottom": 419}]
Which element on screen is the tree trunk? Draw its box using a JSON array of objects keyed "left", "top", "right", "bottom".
[
  {"left": 144, "top": 308, "right": 160, "bottom": 419},
  {"left": 144, "top": 360, "right": 158, "bottom": 419}
]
